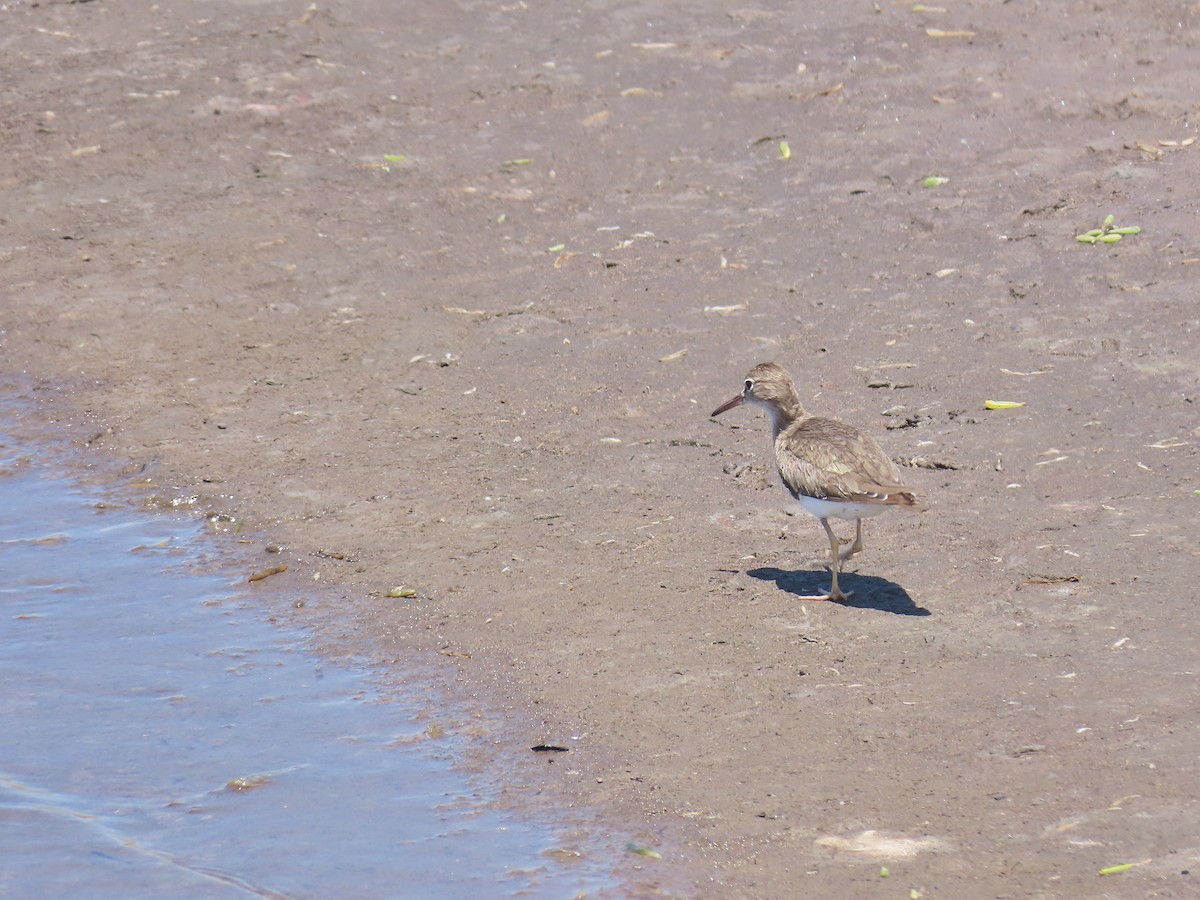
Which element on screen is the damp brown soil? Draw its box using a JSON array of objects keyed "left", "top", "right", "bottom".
[
  {"left": 3, "top": 1, "right": 1199, "bottom": 895},
  {"left": 0, "top": 424, "right": 650, "bottom": 897}
]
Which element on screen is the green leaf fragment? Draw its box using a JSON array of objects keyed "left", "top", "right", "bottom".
[
  {"left": 547, "top": 243, "right": 566, "bottom": 253},
  {"left": 383, "top": 154, "right": 407, "bottom": 163},
  {"left": 626, "top": 843, "right": 662, "bottom": 859},
  {"left": 385, "top": 587, "right": 418, "bottom": 598},
  {"left": 985, "top": 399, "right": 1025, "bottom": 410},
  {"left": 880, "top": 866, "right": 890, "bottom": 877},
  {"left": 1078, "top": 220, "right": 1140, "bottom": 244},
  {"left": 1098, "top": 863, "right": 1135, "bottom": 875},
  {"left": 779, "top": 140, "right": 792, "bottom": 159},
  {"left": 503, "top": 158, "right": 533, "bottom": 167},
  {"left": 922, "top": 176, "right": 950, "bottom": 187}
]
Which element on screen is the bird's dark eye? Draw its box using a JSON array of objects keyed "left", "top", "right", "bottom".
[{"left": 744, "top": 379, "right": 754, "bottom": 392}]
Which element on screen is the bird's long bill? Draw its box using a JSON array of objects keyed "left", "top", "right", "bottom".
[{"left": 710, "top": 393, "right": 744, "bottom": 418}]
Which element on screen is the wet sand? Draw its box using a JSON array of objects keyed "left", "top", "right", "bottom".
[{"left": 0, "top": 425, "right": 627, "bottom": 896}]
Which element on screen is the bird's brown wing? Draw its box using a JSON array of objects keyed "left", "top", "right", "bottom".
[{"left": 775, "top": 417, "right": 916, "bottom": 504}]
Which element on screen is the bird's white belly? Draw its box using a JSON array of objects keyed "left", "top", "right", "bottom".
[{"left": 794, "top": 494, "right": 890, "bottom": 522}]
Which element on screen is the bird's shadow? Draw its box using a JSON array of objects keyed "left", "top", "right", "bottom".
[{"left": 747, "top": 566, "right": 931, "bottom": 616}]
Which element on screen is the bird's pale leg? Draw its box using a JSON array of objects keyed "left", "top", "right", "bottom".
[
  {"left": 838, "top": 519, "right": 864, "bottom": 562},
  {"left": 798, "top": 518, "right": 853, "bottom": 602}
]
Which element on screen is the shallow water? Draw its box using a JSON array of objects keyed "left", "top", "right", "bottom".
[{"left": 0, "top": 431, "right": 612, "bottom": 898}]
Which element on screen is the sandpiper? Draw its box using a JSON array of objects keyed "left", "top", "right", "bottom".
[{"left": 711, "top": 362, "right": 917, "bottom": 601}]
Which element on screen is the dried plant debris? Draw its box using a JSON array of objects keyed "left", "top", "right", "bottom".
[
  {"left": 248, "top": 564, "right": 288, "bottom": 582},
  {"left": 896, "top": 455, "right": 961, "bottom": 470}
]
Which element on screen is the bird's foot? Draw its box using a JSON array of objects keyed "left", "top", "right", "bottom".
[{"left": 797, "top": 588, "right": 854, "bottom": 603}]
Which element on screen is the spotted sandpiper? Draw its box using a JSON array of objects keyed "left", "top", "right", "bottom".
[{"left": 711, "top": 362, "right": 917, "bottom": 601}]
